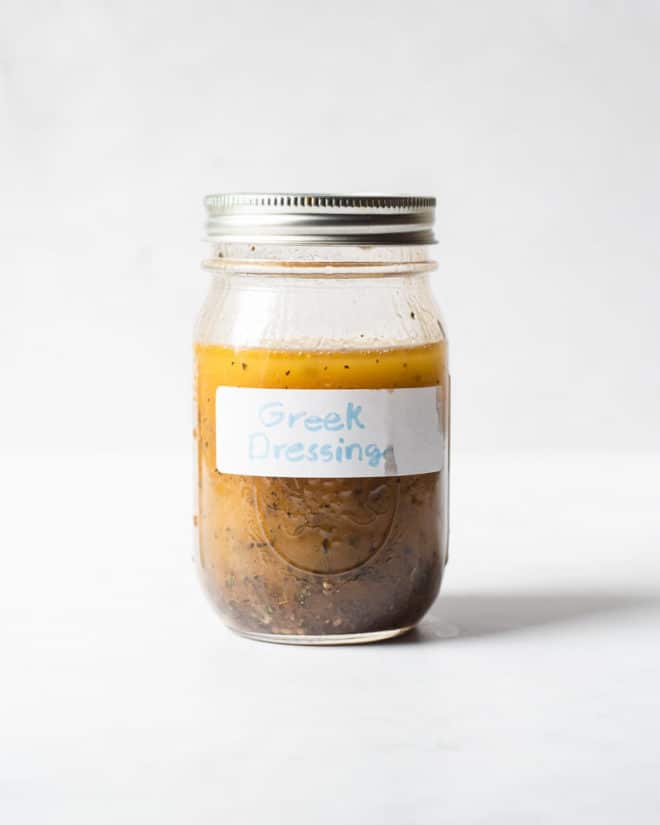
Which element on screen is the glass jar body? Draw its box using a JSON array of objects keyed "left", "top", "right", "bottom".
[{"left": 194, "top": 245, "right": 449, "bottom": 644}]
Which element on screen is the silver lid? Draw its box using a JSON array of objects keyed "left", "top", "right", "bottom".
[{"left": 204, "top": 193, "right": 436, "bottom": 245}]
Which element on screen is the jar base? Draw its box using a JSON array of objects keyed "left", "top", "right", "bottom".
[{"left": 231, "top": 625, "right": 415, "bottom": 646}]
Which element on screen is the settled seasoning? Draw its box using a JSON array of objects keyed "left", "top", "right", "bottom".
[{"left": 195, "top": 342, "right": 448, "bottom": 637}]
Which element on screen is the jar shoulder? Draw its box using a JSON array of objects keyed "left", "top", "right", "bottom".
[{"left": 195, "top": 272, "right": 448, "bottom": 351}]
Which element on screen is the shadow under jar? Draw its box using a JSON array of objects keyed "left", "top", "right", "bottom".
[{"left": 194, "top": 193, "right": 449, "bottom": 644}]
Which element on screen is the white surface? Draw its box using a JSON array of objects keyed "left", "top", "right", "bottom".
[
  {"left": 1, "top": 1, "right": 660, "bottom": 457},
  {"left": 2, "top": 452, "right": 659, "bottom": 824}
]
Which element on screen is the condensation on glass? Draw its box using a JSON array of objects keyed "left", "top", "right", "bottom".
[{"left": 194, "top": 194, "right": 449, "bottom": 645}]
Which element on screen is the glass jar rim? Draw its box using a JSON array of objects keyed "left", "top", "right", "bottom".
[{"left": 203, "top": 241, "right": 437, "bottom": 276}]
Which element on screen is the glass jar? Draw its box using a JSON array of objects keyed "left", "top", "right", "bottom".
[{"left": 194, "top": 194, "right": 449, "bottom": 644}]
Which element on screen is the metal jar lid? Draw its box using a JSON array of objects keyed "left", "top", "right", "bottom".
[{"left": 204, "top": 193, "right": 436, "bottom": 245}]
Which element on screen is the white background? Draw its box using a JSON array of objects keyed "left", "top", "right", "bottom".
[
  {"left": 1, "top": 2, "right": 659, "bottom": 823},
  {"left": 1, "top": 0, "right": 659, "bottom": 456}
]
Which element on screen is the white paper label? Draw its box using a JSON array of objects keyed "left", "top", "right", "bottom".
[{"left": 215, "top": 386, "right": 444, "bottom": 478}]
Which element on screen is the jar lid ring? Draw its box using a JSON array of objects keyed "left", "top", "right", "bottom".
[{"left": 204, "top": 193, "right": 437, "bottom": 245}]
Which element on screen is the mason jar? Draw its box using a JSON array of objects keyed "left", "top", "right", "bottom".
[{"left": 194, "top": 193, "right": 449, "bottom": 644}]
